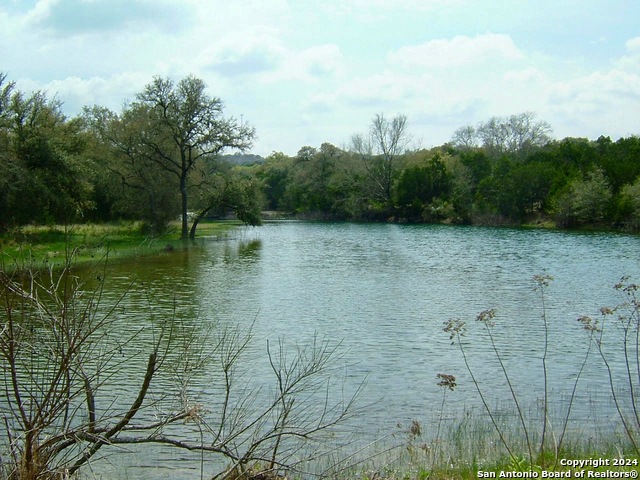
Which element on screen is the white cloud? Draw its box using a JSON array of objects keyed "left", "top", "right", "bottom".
[
  {"left": 335, "top": 71, "right": 429, "bottom": 108},
  {"left": 201, "top": 28, "right": 344, "bottom": 85},
  {"left": 38, "top": 73, "right": 151, "bottom": 113},
  {"left": 2, "top": 1, "right": 639, "bottom": 155},
  {"left": 549, "top": 38, "right": 640, "bottom": 119},
  {"left": 389, "top": 33, "right": 523, "bottom": 69},
  {"left": 267, "top": 44, "right": 345, "bottom": 84},
  {"left": 551, "top": 70, "right": 640, "bottom": 112},
  {"left": 322, "top": 0, "right": 463, "bottom": 20},
  {"left": 201, "top": 28, "right": 286, "bottom": 77},
  {"left": 612, "top": 36, "right": 640, "bottom": 71},
  {"left": 27, "top": 0, "right": 185, "bottom": 37},
  {"left": 503, "top": 67, "right": 546, "bottom": 84},
  {"left": 294, "top": 44, "right": 344, "bottom": 78},
  {"left": 625, "top": 37, "right": 640, "bottom": 52}
]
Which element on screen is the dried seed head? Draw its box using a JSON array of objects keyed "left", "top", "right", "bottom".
[
  {"left": 577, "top": 315, "right": 601, "bottom": 333},
  {"left": 615, "top": 276, "right": 631, "bottom": 290},
  {"left": 437, "top": 373, "right": 457, "bottom": 391},
  {"left": 533, "top": 274, "right": 554, "bottom": 289},
  {"left": 600, "top": 306, "right": 614, "bottom": 316},
  {"left": 476, "top": 308, "right": 497, "bottom": 327},
  {"left": 410, "top": 419, "right": 422, "bottom": 436},
  {"left": 443, "top": 318, "right": 466, "bottom": 342}
]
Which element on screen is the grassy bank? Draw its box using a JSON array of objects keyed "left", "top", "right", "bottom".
[
  {"left": 333, "top": 413, "right": 639, "bottom": 480},
  {"left": 0, "top": 220, "right": 244, "bottom": 270}
]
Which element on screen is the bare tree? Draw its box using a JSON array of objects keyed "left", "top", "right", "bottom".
[
  {"left": 450, "top": 124, "right": 478, "bottom": 151},
  {"left": 0, "top": 254, "right": 360, "bottom": 479},
  {"left": 476, "top": 112, "right": 552, "bottom": 158},
  {"left": 351, "top": 113, "right": 410, "bottom": 207}
]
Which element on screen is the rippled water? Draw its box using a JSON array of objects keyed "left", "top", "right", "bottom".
[{"left": 10, "top": 222, "right": 640, "bottom": 477}]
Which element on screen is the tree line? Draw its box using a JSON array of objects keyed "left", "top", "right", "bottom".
[
  {"left": 257, "top": 113, "right": 640, "bottom": 231},
  {"left": 2, "top": 72, "right": 640, "bottom": 236}
]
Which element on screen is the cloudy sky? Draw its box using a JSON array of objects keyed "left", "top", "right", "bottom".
[{"left": 2, "top": 0, "right": 639, "bottom": 156}]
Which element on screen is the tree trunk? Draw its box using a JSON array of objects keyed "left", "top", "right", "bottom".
[
  {"left": 189, "top": 205, "right": 216, "bottom": 239},
  {"left": 180, "top": 174, "right": 188, "bottom": 240}
]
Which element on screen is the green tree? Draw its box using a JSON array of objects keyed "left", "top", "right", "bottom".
[
  {"left": 326, "top": 150, "right": 370, "bottom": 219},
  {"left": 256, "top": 152, "right": 294, "bottom": 211},
  {"left": 286, "top": 143, "right": 341, "bottom": 216},
  {"left": 0, "top": 74, "right": 17, "bottom": 229},
  {"left": 443, "top": 155, "right": 475, "bottom": 223},
  {"left": 395, "top": 155, "right": 451, "bottom": 221},
  {"left": 132, "top": 75, "right": 255, "bottom": 239},
  {"left": 82, "top": 105, "right": 181, "bottom": 233},
  {"left": 598, "top": 136, "right": 640, "bottom": 193},
  {"left": 188, "top": 159, "right": 263, "bottom": 237},
  {"left": 618, "top": 177, "right": 640, "bottom": 231},
  {"left": 555, "top": 168, "right": 613, "bottom": 226},
  {"left": 457, "top": 149, "right": 492, "bottom": 185},
  {"left": 0, "top": 75, "right": 91, "bottom": 230}
]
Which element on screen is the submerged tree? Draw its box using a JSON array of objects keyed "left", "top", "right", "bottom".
[{"left": 188, "top": 158, "right": 264, "bottom": 238}]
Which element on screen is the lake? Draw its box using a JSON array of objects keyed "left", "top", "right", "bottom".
[{"left": 9, "top": 222, "right": 640, "bottom": 477}]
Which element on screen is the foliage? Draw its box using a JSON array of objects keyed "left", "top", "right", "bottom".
[
  {"left": 554, "top": 168, "right": 613, "bottom": 227},
  {"left": 619, "top": 177, "right": 640, "bottom": 231},
  {"left": 0, "top": 74, "right": 92, "bottom": 231},
  {"left": 287, "top": 143, "right": 341, "bottom": 216},
  {"left": 112, "top": 75, "right": 256, "bottom": 238},
  {"left": 395, "top": 155, "right": 451, "bottom": 221},
  {"left": 189, "top": 161, "right": 263, "bottom": 238},
  {"left": 255, "top": 152, "right": 295, "bottom": 212},
  {"left": 82, "top": 104, "right": 181, "bottom": 233}
]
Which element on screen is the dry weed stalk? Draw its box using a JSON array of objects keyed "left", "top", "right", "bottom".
[
  {"left": 442, "top": 274, "right": 592, "bottom": 469},
  {"left": 577, "top": 276, "right": 640, "bottom": 455}
]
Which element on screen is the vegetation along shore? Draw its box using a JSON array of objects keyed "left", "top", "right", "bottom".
[{"left": 1, "top": 72, "right": 640, "bottom": 240}]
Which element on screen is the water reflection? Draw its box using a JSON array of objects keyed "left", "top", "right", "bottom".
[{"left": 237, "top": 238, "right": 262, "bottom": 260}]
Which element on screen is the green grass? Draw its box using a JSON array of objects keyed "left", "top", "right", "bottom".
[
  {"left": 323, "top": 407, "right": 640, "bottom": 480},
  {"left": 0, "top": 220, "right": 244, "bottom": 270}
]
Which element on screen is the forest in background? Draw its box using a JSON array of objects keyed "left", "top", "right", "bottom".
[{"left": 2, "top": 72, "right": 640, "bottom": 236}]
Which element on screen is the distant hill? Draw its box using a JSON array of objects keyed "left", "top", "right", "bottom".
[{"left": 221, "top": 153, "right": 264, "bottom": 165}]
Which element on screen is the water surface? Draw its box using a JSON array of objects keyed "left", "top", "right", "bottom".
[{"left": 17, "top": 222, "right": 640, "bottom": 477}]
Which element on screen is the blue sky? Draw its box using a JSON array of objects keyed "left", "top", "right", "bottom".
[{"left": 1, "top": 0, "right": 639, "bottom": 156}]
